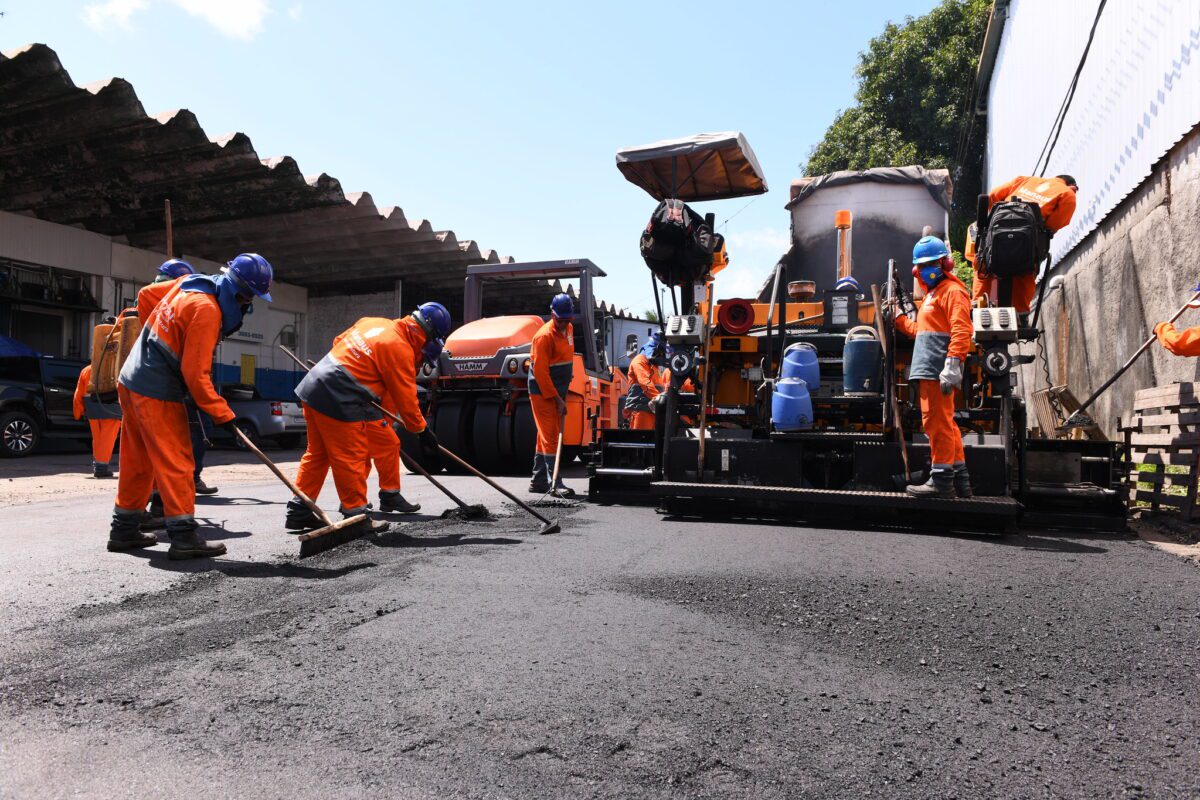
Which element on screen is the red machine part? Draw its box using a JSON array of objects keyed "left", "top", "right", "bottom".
[{"left": 717, "top": 298, "right": 755, "bottom": 335}]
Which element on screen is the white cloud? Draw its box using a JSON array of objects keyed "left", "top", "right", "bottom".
[
  {"left": 82, "top": 0, "right": 149, "bottom": 32},
  {"left": 287, "top": 3, "right": 303, "bottom": 22},
  {"left": 712, "top": 265, "right": 767, "bottom": 301},
  {"left": 81, "top": 0, "right": 273, "bottom": 40},
  {"left": 725, "top": 227, "right": 791, "bottom": 255},
  {"left": 172, "top": 0, "right": 272, "bottom": 41}
]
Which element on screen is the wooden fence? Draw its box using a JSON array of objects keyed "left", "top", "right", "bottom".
[{"left": 1124, "top": 383, "right": 1200, "bottom": 519}]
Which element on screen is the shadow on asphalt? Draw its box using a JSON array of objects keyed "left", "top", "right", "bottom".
[
  {"left": 371, "top": 531, "right": 523, "bottom": 549},
  {"left": 196, "top": 496, "right": 282, "bottom": 507},
  {"left": 123, "top": 548, "right": 378, "bottom": 578},
  {"left": 994, "top": 530, "right": 1119, "bottom": 554}
]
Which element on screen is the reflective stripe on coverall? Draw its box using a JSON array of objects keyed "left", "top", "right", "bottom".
[
  {"left": 528, "top": 319, "right": 573, "bottom": 456},
  {"left": 895, "top": 274, "right": 972, "bottom": 471},
  {"left": 74, "top": 364, "right": 121, "bottom": 464},
  {"left": 971, "top": 175, "right": 1077, "bottom": 312},
  {"left": 114, "top": 290, "right": 233, "bottom": 522},
  {"left": 294, "top": 317, "right": 427, "bottom": 513}
]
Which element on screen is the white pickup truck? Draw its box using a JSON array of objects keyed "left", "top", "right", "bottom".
[{"left": 213, "top": 384, "right": 307, "bottom": 450}]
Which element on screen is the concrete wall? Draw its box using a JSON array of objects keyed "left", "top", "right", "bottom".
[
  {"left": 1019, "top": 125, "right": 1200, "bottom": 436},
  {"left": 306, "top": 287, "right": 402, "bottom": 359}
]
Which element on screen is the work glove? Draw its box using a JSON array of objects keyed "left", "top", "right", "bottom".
[
  {"left": 939, "top": 357, "right": 964, "bottom": 396},
  {"left": 418, "top": 427, "right": 440, "bottom": 462},
  {"left": 649, "top": 393, "right": 666, "bottom": 408}
]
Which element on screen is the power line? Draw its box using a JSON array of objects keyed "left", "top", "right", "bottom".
[{"left": 1032, "top": 0, "right": 1108, "bottom": 176}]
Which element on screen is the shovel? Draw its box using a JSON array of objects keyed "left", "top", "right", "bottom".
[
  {"left": 230, "top": 426, "right": 369, "bottom": 558},
  {"left": 1063, "top": 289, "right": 1200, "bottom": 429}
]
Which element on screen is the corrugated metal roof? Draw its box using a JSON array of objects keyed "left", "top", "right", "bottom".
[{"left": 0, "top": 43, "right": 635, "bottom": 319}]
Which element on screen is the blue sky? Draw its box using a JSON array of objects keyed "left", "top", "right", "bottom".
[{"left": 4, "top": 0, "right": 939, "bottom": 314}]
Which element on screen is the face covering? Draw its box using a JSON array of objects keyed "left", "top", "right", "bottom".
[{"left": 179, "top": 273, "right": 249, "bottom": 338}]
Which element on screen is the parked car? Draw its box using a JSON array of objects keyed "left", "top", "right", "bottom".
[
  {"left": 209, "top": 384, "right": 307, "bottom": 450},
  {"left": 0, "top": 355, "right": 89, "bottom": 457}
]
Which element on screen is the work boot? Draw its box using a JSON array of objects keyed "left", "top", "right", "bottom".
[
  {"left": 140, "top": 494, "right": 166, "bottom": 531},
  {"left": 906, "top": 469, "right": 956, "bottom": 499},
  {"left": 529, "top": 453, "right": 550, "bottom": 494},
  {"left": 166, "top": 518, "right": 226, "bottom": 560},
  {"left": 343, "top": 507, "right": 390, "bottom": 534},
  {"left": 953, "top": 463, "right": 974, "bottom": 499},
  {"left": 92, "top": 461, "right": 113, "bottom": 479},
  {"left": 194, "top": 478, "right": 218, "bottom": 496},
  {"left": 379, "top": 490, "right": 420, "bottom": 513},
  {"left": 284, "top": 497, "right": 322, "bottom": 531},
  {"left": 107, "top": 509, "right": 160, "bottom": 552}
]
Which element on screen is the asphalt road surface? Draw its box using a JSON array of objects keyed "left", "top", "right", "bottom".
[{"left": 2, "top": 462, "right": 1198, "bottom": 799}]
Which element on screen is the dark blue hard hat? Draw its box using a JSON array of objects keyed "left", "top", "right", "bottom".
[
  {"left": 414, "top": 301, "right": 452, "bottom": 341},
  {"left": 550, "top": 293, "right": 574, "bottom": 320},
  {"left": 157, "top": 258, "right": 195, "bottom": 279},
  {"left": 225, "top": 253, "right": 273, "bottom": 302}
]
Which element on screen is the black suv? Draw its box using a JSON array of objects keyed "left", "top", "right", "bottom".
[{"left": 0, "top": 355, "right": 89, "bottom": 457}]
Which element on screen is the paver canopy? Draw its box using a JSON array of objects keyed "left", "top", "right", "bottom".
[{"left": 616, "top": 132, "right": 768, "bottom": 202}]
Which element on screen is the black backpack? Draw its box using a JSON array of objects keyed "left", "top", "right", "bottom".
[
  {"left": 639, "top": 199, "right": 714, "bottom": 287},
  {"left": 980, "top": 199, "right": 1050, "bottom": 278}
]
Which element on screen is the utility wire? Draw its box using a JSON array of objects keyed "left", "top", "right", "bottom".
[{"left": 1032, "top": 0, "right": 1107, "bottom": 176}]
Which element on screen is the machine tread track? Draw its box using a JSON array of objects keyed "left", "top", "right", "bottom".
[{"left": 652, "top": 481, "right": 1020, "bottom": 531}]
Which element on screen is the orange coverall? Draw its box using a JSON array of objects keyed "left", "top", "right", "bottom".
[
  {"left": 896, "top": 274, "right": 973, "bottom": 470},
  {"left": 136, "top": 277, "right": 184, "bottom": 324},
  {"left": 115, "top": 291, "right": 235, "bottom": 522},
  {"left": 972, "top": 175, "right": 1077, "bottom": 311},
  {"left": 73, "top": 364, "right": 121, "bottom": 465},
  {"left": 295, "top": 317, "right": 427, "bottom": 513},
  {"left": 1155, "top": 322, "right": 1200, "bottom": 357},
  {"left": 627, "top": 356, "right": 693, "bottom": 430},
  {"left": 529, "top": 319, "right": 574, "bottom": 455},
  {"left": 364, "top": 395, "right": 402, "bottom": 492}
]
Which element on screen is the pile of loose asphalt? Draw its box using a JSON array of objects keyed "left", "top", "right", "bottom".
[{"left": 2, "top": 485, "right": 1198, "bottom": 798}]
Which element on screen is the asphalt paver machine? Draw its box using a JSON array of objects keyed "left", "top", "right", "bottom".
[{"left": 588, "top": 133, "right": 1126, "bottom": 532}]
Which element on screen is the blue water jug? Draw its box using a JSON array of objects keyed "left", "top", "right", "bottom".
[
  {"left": 843, "top": 325, "right": 882, "bottom": 395},
  {"left": 781, "top": 342, "right": 820, "bottom": 391},
  {"left": 772, "top": 377, "right": 814, "bottom": 431}
]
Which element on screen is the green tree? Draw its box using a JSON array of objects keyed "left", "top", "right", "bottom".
[
  {"left": 644, "top": 310, "right": 660, "bottom": 323},
  {"left": 804, "top": 0, "right": 992, "bottom": 239}
]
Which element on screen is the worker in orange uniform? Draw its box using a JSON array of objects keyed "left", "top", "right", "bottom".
[
  {"left": 73, "top": 363, "right": 121, "bottom": 478},
  {"left": 363, "top": 395, "right": 421, "bottom": 514},
  {"left": 972, "top": 174, "right": 1078, "bottom": 311},
  {"left": 139, "top": 259, "right": 223, "bottom": 497},
  {"left": 1154, "top": 292, "right": 1200, "bottom": 356},
  {"left": 624, "top": 331, "right": 667, "bottom": 430},
  {"left": 528, "top": 293, "right": 576, "bottom": 497},
  {"left": 893, "top": 236, "right": 974, "bottom": 499},
  {"left": 288, "top": 302, "right": 450, "bottom": 531},
  {"left": 110, "top": 253, "right": 274, "bottom": 559}
]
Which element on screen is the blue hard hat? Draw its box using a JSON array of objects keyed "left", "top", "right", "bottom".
[
  {"left": 157, "top": 258, "right": 195, "bottom": 279},
  {"left": 912, "top": 235, "right": 950, "bottom": 265},
  {"left": 413, "top": 301, "right": 452, "bottom": 341},
  {"left": 834, "top": 276, "right": 861, "bottom": 292},
  {"left": 225, "top": 253, "right": 273, "bottom": 302},
  {"left": 550, "top": 293, "right": 574, "bottom": 320},
  {"left": 639, "top": 329, "right": 664, "bottom": 357}
]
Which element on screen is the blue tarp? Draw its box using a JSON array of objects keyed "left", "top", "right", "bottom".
[{"left": 0, "top": 335, "right": 39, "bottom": 358}]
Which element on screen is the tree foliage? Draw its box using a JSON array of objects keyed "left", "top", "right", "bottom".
[{"left": 804, "top": 0, "right": 991, "bottom": 179}]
